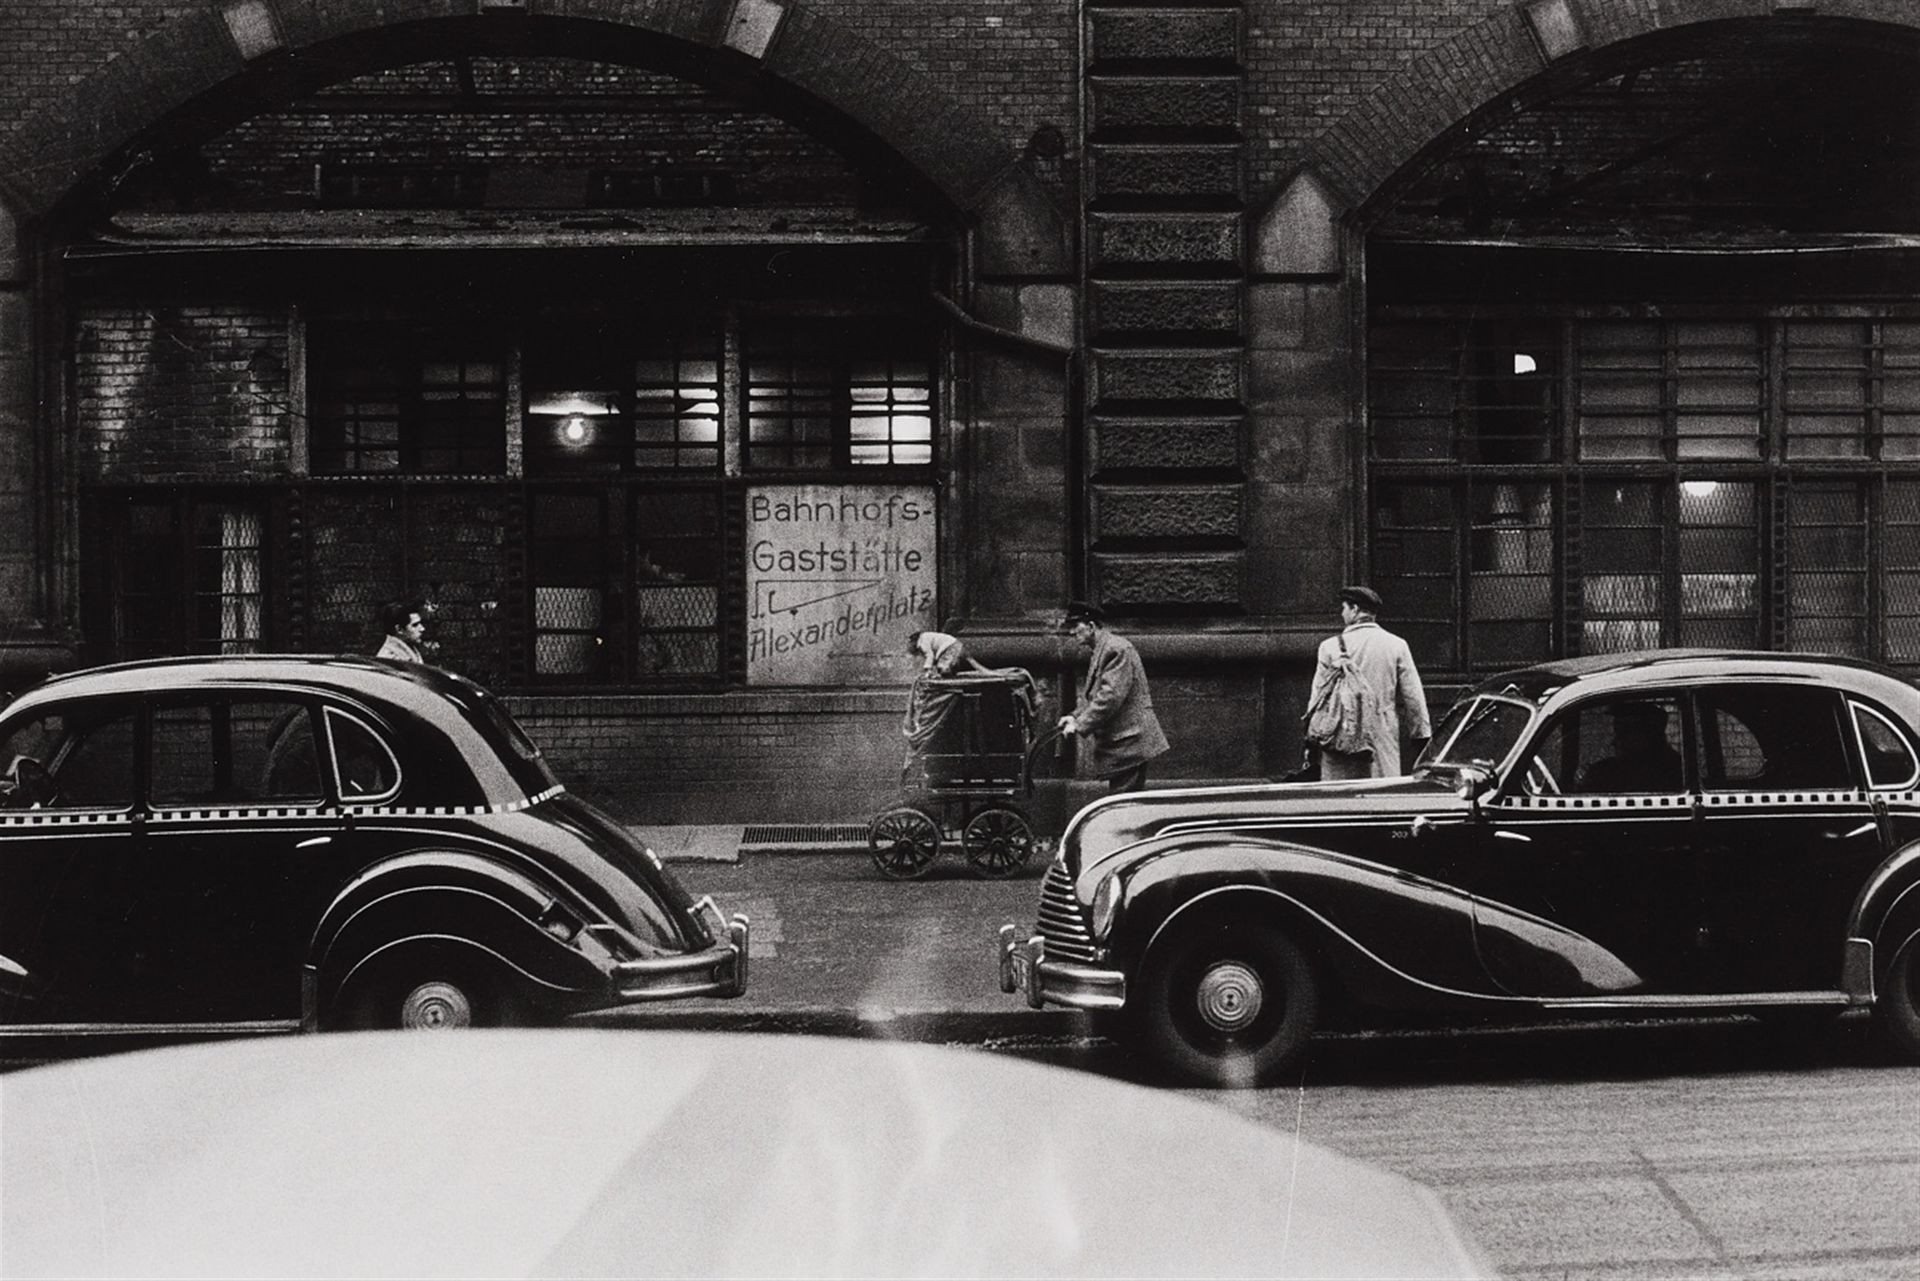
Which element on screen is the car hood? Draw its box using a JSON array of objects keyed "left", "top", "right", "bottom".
[
  {"left": 1, "top": 1031, "right": 1491, "bottom": 1280},
  {"left": 1066, "top": 771, "right": 1471, "bottom": 880}
]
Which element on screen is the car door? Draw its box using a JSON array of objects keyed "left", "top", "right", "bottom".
[
  {"left": 1689, "top": 682, "right": 1884, "bottom": 993},
  {"left": 1465, "top": 691, "right": 1705, "bottom": 995},
  {"left": 133, "top": 695, "right": 348, "bottom": 1024},
  {"left": 0, "top": 697, "right": 142, "bottom": 1024}
]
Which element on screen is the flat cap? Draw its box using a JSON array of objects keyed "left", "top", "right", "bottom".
[
  {"left": 1339, "top": 584, "right": 1384, "bottom": 612},
  {"left": 1061, "top": 599, "right": 1105, "bottom": 626}
]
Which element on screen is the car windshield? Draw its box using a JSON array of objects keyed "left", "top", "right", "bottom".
[{"left": 1417, "top": 695, "right": 1535, "bottom": 773}]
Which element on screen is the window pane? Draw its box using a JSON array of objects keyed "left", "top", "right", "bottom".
[
  {"left": 1674, "top": 322, "right": 1762, "bottom": 460},
  {"left": 329, "top": 710, "right": 400, "bottom": 800},
  {"left": 234, "top": 703, "right": 322, "bottom": 801},
  {"left": 1886, "top": 481, "right": 1920, "bottom": 661},
  {"left": 531, "top": 493, "right": 608, "bottom": 679},
  {"left": 1677, "top": 481, "right": 1759, "bottom": 647},
  {"left": 1368, "top": 324, "right": 1456, "bottom": 460},
  {"left": 151, "top": 704, "right": 217, "bottom": 806},
  {"left": 1467, "top": 482, "right": 1554, "bottom": 668},
  {"left": 1699, "top": 685, "right": 1850, "bottom": 791},
  {"left": 1785, "top": 321, "right": 1868, "bottom": 460},
  {"left": 1787, "top": 483, "right": 1866, "bottom": 655},
  {"left": 193, "top": 506, "right": 263, "bottom": 655},
  {"left": 1548, "top": 697, "right": 1686, "bottom": 795},
  {"left": 13, "top": 706, "right": 137, "bottom": 810},
  {"left": 1577, "top": 322, "right": 1663, "bottom": 461},
  {"left": 1461, "top": 322, "right": 1557, "bottom": 463},
  {"left": 1581, "top": 482, "right": 1663, "bottom": 652},
  {"left": 631, "top": 489, "right": 723, "bottom": 678},
  {"left": 1856, "top": 705, "right": 1918, "bottom": 788},
  {"left": 1371, "top": 483, "right": 1458, "bottom": 668}
]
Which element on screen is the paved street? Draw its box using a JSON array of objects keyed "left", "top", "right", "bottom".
[{"left": 598, "top": 852, "right": 1920, "bottom": 1280}]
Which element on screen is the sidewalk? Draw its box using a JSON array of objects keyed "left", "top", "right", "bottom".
[{"left": 590, "top": 834, "right": 1085, "bottom": 1040}]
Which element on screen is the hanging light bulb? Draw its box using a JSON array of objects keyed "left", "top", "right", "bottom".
[{"left": 562, "top": 415, "right": 590, "bottom": 445}]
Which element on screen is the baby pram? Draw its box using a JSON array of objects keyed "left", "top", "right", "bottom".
[{"left": 868, "top": 668, "right": 1059, "bottom": 880}]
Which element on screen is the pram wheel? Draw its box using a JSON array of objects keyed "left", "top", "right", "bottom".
[
  {"left": 961, "top": 806, "right": 1036, "bottom": 879},
  {"left": 868, "top": 806, "right": 942, "bottom": 880}
]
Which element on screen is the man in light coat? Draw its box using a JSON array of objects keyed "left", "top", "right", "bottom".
[
  {"left": 1058, "top": 601, "right": 1170, "bottom": 793},
  {"left": 1306, "top": 585, "right": 1431, "bottom": 780}
]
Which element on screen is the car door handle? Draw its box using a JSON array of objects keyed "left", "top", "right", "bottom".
[
  {"left": 1494, "top": 830, "right": 1532, "bottom": 844},
  {"left": 295, "top": 835, "right": 333, "bottom": 849},
  {"left": 1823, "top": 822, "right": 1877, "bottom": 841}
]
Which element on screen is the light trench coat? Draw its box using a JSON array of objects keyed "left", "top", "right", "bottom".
[{"left": 1306, "top": 621, "right": 1431, "bottom": 779}]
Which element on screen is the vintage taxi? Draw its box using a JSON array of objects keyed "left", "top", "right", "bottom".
[
  {"left": 1000, "top": 650, "right": 1920, "bottom": 1085},
  {"left": 0, "top": 655, "right": 747, "bottom": 1039}
]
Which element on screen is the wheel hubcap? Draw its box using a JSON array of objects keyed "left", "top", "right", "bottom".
[
  {"left": 399, "top": 981, "right": 473, "bottom": 1030},
  {"left": 1194, "top": 961, "right": 1264, "bottom": 1033}
]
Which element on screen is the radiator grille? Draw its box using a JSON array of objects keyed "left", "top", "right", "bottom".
[{"left": 1035, "top": 860, "right": 1096, "bottom": 962}]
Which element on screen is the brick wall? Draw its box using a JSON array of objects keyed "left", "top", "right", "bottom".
[
  {"left": 156, "top": 59, "right": 868, "bottom": 212},
  {"left": 505, "top": 690, "right": 912, "bottom": 824},
  {"left": 75, "top": 303, "right": 292, "bottom": 481}
]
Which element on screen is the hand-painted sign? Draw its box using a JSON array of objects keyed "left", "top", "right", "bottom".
[{"left": 746, "top": 484, "right": 937, "bottom": 685}]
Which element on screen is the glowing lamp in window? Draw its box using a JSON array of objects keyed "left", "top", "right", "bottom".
[
  {"left": 1513, "top": 353, "right": 1538, "bottom": 375},
  {"left": 1681, "top": 480, "right": 1721, "bottom": 498}
]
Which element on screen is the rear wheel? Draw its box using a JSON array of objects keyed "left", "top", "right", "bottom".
[
  {"left": 335, "top": 953, "right": 526, "bottom": 1031},
  {"left": 962, "top": 806, "right": 1036, "bottom": 879},
  {"left": 1878, "top": 935, "right": 1920, "bottom": 1059},
  {"left": 868, "top": 806, "right": 941, "bottom": 880},
  {"left": 1136, "top": 917, "right": 1319, "bottom": 1087}
]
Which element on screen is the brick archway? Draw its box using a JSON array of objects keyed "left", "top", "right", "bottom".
[
  {"left": 1299, "top": 0, "right": 1920, "bottom": 218},
  {"left": 0, "top": 0, "right": 1065, "bottom": 272}
]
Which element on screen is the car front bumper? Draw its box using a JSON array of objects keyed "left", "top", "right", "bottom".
[
  {"left": 997, "top": 924, "right": 1126, "bottom": 1012},
  {"left": 608, "top": 899, "right": 750, "bottom": 1001}
]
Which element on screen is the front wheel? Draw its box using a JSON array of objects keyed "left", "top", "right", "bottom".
[
  {"left": 1878, "top": 934, "right": 1920, "bottom": 1060},
  {"left": 1135, "top": 919, "right": 1319, "bottom": 1088}
]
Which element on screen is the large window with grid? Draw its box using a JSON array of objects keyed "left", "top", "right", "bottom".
[
  {"left": 525, "top": 331, "right": 723, "bottom": 475},
  {"left": 86, "top": 493, "right": 267, "bottom": 660},
  {"left": 525, "top": 486, "right": 726, "bottom": 684},
  {"left": 744, "top": 321, "right": 934, "bottom": 469},
  {"left": 311, "top": 327, "right": 506, "bottom": 475},
  {"left": 1369, "top": 310, "right": 1920, "bottom": 673}
]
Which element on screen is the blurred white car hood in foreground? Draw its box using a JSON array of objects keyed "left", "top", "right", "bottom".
[{"left": 2, "top": 1030, "right": 1490, "bottom": 1279}]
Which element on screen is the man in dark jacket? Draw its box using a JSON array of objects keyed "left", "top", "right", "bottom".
[{"left": 1057, "top": 601, "right": 1170, "bottom": 793}]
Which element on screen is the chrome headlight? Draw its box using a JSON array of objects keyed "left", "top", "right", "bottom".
[{"left": 1090, "top": 875, "right": 1123, "bottom": 943}]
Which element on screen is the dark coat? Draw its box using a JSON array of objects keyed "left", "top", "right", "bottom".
[{"left": 1075, "top": 629, "right": 1170, "bottom": 775}]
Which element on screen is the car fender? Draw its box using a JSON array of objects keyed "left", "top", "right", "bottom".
[
  {"left": 1850, "top": 840, "right": 1920, "bottom": 984},
  {"left": 308, "top": 851, "right": 613, "bottom": 1020},
  {"left": 1112, "top": 838, "right": 1507, "bottom": 1009}
]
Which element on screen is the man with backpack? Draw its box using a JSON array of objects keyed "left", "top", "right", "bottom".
[{"left": 1303, "top": 585, "right": 1431, "bottom": 780}]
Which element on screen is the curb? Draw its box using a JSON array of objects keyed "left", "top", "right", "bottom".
[{"left": 573, "top": 1006, "right": 1090, "bottom": 1042}]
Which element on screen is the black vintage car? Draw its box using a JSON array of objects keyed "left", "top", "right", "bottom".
[
  {"left": 0, "top": 656, "right": 747, "bottom": 1039},
  {"left": 1000, "top": 650, "right": 1920, "bottom": 1085}
]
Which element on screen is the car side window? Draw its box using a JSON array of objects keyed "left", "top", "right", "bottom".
[
  {"left": 151, "top": 699, "right": 325, "bottom": 806},
  {"left": 326, "top": 709, "right": 401, "bottom": 801},
  {"left": 1698, "top": 685, "right": 1852, "bottom": 792},
  {"left": 1851, "top": 703, "right": 1919, "bottom": 789},
  {"left": 0, "top": 703, "right": 137, "bottom": 810},
  {"left": 1530, "top": 696, "right": 1686, "bottom": 796}
]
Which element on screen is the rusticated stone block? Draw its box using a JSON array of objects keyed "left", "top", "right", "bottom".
[
  {"left": 1092, "top": 484, "right": 1243, "bottom": 541},
  {"left": 1089, "top": 213, "right": 1244, "bottom": 272},
  {"left": 1090, "top": 9, "right": 1240, "bottom": 63},
  {"left": 1091, "top": 416, "right": 1243, "bottom": 472},
  {"left": 1090, "top": 282, "right": 1241, "bottom": 339},
  {"left": 1091, "top": 350, "right": 1243, "bottom": 407},
  {"left": 1091, "top": 145, "right": 1241, "bottom": 201},
  {"left": 1091, "top": 552, "right": 1244, "bottom": 609},
  {"left": 1091, "top": 77, "right": 1239, "bottom": 131}
]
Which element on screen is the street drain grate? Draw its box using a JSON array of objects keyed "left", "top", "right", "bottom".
[{"left": 739, "top": 824, "right": 870, "bottom": 851}]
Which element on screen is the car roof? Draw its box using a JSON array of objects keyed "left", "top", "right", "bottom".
[
  {"left": 1472, "top": 648, "right": 1920, "bottom": 707},
  {"left": 5, "top": 654, "right": 478, "bottom": 716}
]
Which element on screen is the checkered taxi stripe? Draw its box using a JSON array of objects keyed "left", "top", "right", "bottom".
[
  {"left": 1498, "top": 790, "right": 1889, "bottom": 810},
  {"left": 0, "top": 784, "right": 565, "bottom": 826}
]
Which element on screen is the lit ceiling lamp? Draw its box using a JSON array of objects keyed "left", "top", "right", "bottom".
[
  {"left": 1512, "top": 353, "right": 1537, "bottom": 375},
  {"left": 1681, "top": 480, "right": 1720, "bottom": 497}
]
